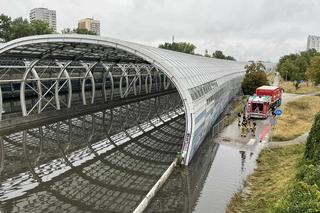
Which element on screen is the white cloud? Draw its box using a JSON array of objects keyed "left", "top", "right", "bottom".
[{"left": 1, "top": 0, "right": 320, "bottom": 61}]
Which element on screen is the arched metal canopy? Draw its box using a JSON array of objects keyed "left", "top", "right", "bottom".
[{"left": 0, "top": 34, "right": 250, "bottom": 164}]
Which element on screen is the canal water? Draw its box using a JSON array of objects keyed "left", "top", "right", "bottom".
[
  {"left": 0, "top": 95, "right": 267, "bottom": 213},
  {"left": 146, "top": 118, "right": 267, "bottom": 213}
]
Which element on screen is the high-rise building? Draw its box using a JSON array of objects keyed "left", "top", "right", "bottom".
[
  {"left": 30, "top": 8, "right": 57, "bottom": 32},
  {"left": 307, "top": 35, "right": 320, "bottom": 52},
  {"left": 78, "top": 18, "right": 100, "bottom": 35}
]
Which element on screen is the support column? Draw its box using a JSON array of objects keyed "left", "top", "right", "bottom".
[
  {"left": 55, "top": 61, "right": 72, "bottom": 109},
  {"left": 20, "top": 60, "right": 40, "bottom": 116},
  {"left": 81, "top": 62, "right": 97, "bottom": 105},
  {"left": 119, "top": 66, "right": 129, "bottom": 98},
  {"left": 0, "top": 137, "right": 4, "bottom": 175},
  {"left": 0, "top": 86, "right": 3, "bottom": 121},
  {"left": 101, "top": 63, "right": 115, "bottom": 101}
]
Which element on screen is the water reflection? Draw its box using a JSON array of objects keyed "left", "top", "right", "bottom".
[
  {"left": 239, "top": 150, "right": 246, "bottom": 172},
  {"left": 0, "top": 93, "right": 185, "bottom": 212},
  {"left": 146, "top": 133, "right": 220, "bottom": 212},
  {"left": 146, "top": 127, "right": 263, "bottom": 213}
]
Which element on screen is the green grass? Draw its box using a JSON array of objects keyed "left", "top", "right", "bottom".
[
  {"left": 281, "top": 81, "right": 320, "bottom": 94},
  {"left": 227, "top": 144, "right": 305, "bottom": 213},
  {"left": 272, "top": 96, "right": 320, "bottom": 141}
]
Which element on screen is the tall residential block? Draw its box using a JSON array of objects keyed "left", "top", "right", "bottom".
[
  {"left": 78, "top": 18, "right": 100, "bottom": 35},
  {"left": 307, "top": 35, "right": 320, "bottom": 52},
  {"left": 30, "top": 8, "right": 57, "bottom": 32}
]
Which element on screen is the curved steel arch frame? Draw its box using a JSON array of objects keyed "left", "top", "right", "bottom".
[{"left": 0, "top": 34, "right": 264, "bottom": 165}]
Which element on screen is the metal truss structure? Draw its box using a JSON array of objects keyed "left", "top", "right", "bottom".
[
  {"left": 0, "top": 61, "right": 171, "bottom": 118},
  {"left": 0, "top": 34, "right": 264, "bottom": 165}
]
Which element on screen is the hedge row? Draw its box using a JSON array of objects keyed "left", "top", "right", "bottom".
[{"left": 272, "top": 112, "right": 320, "bottom": 212}]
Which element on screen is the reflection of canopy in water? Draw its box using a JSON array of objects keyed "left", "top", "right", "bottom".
[
  {"left": 1, "top": 93, "right": 182, "bottom": 179},
  {"left": 1, "top": 97, "right": 186, "bottom": 212}
]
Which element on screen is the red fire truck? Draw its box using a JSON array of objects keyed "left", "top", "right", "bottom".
[{"left": 247, "top": 86, "right": 284, "bottom": 119}]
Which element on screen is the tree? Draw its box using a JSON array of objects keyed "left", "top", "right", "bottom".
[
  {"left": 241, "top": 62, "right": 269, "bottom": 95},
  {"left": 0, "top": 14, "right": 12, "bottom": 42},
  {"left": 9, "top": 17, "right": 33, "bottom": 41},
  {"left": 212, "top": 50, "right": 236, "bottom": 61},
  {"left": 277, "top": 52, "right": 310, "bottom": 90},
  {"left": 278, "top": 49, "right": 320, "bottom": 85},
  {"left": 158, "top": 42, "right": 196, "bottom": 54},
  {"left": 61, "top": 28, "right": 73, "bottom": 34},
  {"left": 292, "top": 56, "right": 308, "bottom": 89},
  {"left": 204, "top": 49, "right": 211, "bottom": 57},
  {"left": 278, "top": 53, "right": 298, "bottom": 71},
  {"left": 244, "top": 62, "right": 266, "bottom": 74},
  {"left": 306, "top": 56, "right": 320, "bottom": 85},
  {"left": 305, "top": 112, "right": 320, "bottom": 165},
  {"left": 212, "top": 50, "right": 225, "bottom": 59},
  {"left": 225, "top": 55, "right": 236, "bottom": 61},
  {"left": 61, "top": 27, "right": 97, "bottom": 35},
  {"left": 0, "top": 14, "right": 54, "bottom": 42},
  {"left": 301, "top": 49, "right": 319, "bottom": 64},
  {"left": 73, "top": 28, "right": 96, "bottom": 35},
  {"left": 31, "top": 20, "right": 53, "bottom": 35}
]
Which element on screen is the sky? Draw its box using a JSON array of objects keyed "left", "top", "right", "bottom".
[{"left": 1, "top": 0, "right": 320, "bottom": 62}]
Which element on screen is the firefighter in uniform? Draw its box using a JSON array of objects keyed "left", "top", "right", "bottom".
[{"left": 241, "top": 116, "right": 248, "bottom": 137}]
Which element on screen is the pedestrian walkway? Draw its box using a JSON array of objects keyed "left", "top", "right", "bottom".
[
  {"left": 268, "top": 133, "right": 308, "bottom": 148},
  {"left": 216, "top": 116, "right": 269, "bottom": 151}
]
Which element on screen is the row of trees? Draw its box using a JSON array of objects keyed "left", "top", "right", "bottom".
[
  {"left": 61, "top": 28, "right": 96, "bottom": 35},
  {"left": 277, "top": 49, "right": 320, "bottom": 89},
  {"left": 158, "top": 42, "right": 196, "bottom": 54},
  {"left": 0, "top": 13, "right": 97, "bottom": 42},
  {"left": 158, "top": 41, "right": 236, "bottom": 60},
  {"left": 205, "top": 49, "right": 236, "bottom": 60},
  {"left": 0, "top": 14, "right": 53, "bottom": 42}
]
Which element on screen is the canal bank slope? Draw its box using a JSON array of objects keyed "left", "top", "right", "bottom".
[
  {"left": 227, "top": 95, "right": 320, "bottom": 212},
  {"left": 227, "top": 143, "right": 305, "bottom": 212}
]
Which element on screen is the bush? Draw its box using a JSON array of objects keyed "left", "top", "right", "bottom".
[
  {"left": 305, "top": 112, "right": 320, "bottom": 164},
  {"left": 273, "top": 181, "right": 320, "bottom": 213},
  {"left": 296, "top": 164, "right": 320, "bottom": 187}
]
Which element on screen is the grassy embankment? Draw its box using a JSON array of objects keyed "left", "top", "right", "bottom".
[
  {"left": 228, "top": 104, "right": 320, "bottom": 213},
  {"left": 227, "top": 144, "right": 305, "bottom": 213},
  {"left": 281, "top": 81, "right": 320, "bottom": 94},
  {"left": 272, "top": 96, "right": 320, "bottom": 141}
]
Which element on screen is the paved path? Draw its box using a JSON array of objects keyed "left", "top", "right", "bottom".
[
  {"left": 282, "top": 91, "right": 320, "bottom": 104},
  {"left": 272, "top": 72, "right": 280, "bottom": 86},
  {"left": 216, "top": 113, "right": 270, "bottom": 152},
  {"left": 268, "top": 133, "right": 308, "bottom": 147}
]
